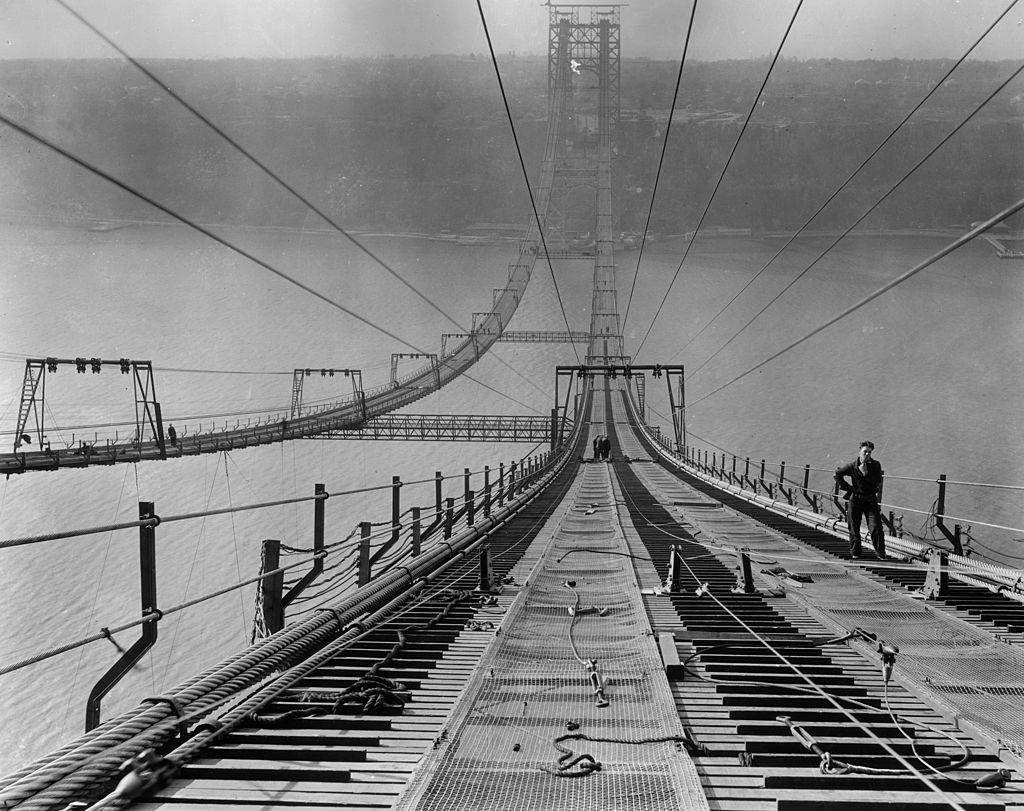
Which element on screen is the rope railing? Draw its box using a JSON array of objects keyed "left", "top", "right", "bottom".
[
  {"left": 637, "top": 404, "right": 1023, "bottom": 567},
  {"left": 0, "top": 467, "right": 511, "bottom": 551},
  {"left": 692, "top": 449, "right": 1024, "bottom": 495},
  {"left": 0, "top": 551, "right": 321, "bottom": 678},
  {"left": 684, "top": 451, "right": 1024, "bottom": 534}
]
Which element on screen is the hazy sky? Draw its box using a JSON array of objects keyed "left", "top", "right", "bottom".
[{"left": 0, "top": 0, "right": 1021, "bottom": 62}]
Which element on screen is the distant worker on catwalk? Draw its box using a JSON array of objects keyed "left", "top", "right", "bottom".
[
  {"left": 593, "top": 434, "right": 602, "bottom": 460},
  {"left": 600, "top": 435, "right": 611, "bottom": 461},
  {"left": 834, "top": 440, "right": 886, "bottom": 560}
]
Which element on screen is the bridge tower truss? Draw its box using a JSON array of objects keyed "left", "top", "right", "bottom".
[
  {"left": 13, "top": 357, "right": 166, "bottom": 456},
  {"left": 545, "top": 4, "right": 621, "bottom": 251}
]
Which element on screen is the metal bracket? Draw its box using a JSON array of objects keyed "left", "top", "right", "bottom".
[{"left": 86, "top": 502, "right": 159, "bottom": 730}]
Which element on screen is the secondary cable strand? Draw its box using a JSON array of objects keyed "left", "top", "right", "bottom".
[
  {"left": 476, "top": 0, "right": 581, "bottom": 365},
  {"left": 688, "top": 194, "right": 1024, "bottom": 409},
  {"left": 620, "top": 0, "right": 699, "bottom": 335},
  {"left": 633, "top": 0, "right": 805, "bottom": 359},
  {"left": 674, "top": 0, "right": 1022, "bottom": 362},
  {"left": 53, "top": 0, "right": 549, "bottom": 404},
  {"left": 686, "top": 61, "right": 1024, "bottom": 382}
]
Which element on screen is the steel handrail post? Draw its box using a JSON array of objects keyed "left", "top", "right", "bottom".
[
  {"left": 444, "top": 498, "right": 454, "bottom": 539},
  {"left": 358, "top": 523, "right": 371, "bottom": 586},
  {"left": 85, "top": 501, "right": 159, "bottom": 731},
  {"left": 410, "top": 507, "right": 421, "bottom": 556},
  {"left": 391, "top": 476, "right": 402, "bottom": 546},
  {"left": 435, "top": 471, "right": 443, "bottom": 518}
]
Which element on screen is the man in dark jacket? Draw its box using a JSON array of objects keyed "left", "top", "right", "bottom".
[{"left": 834, "top": 440, "right": 885, "bottom": 560}]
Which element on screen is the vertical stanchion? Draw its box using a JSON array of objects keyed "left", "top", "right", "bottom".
[
  {"left": 467, "top": 490, "right": 476, "bottom": 525},
  {"left": 444, "top": 498, "right": 454, "bottom": 539},
  {"left": 86, "top": 501, "right": 160, "bottom": 730},
  {"left": 259, "top": 538, "right": 283, "bottom": 633},
  {"left": 498, "top": 462, "right": 505, "bottom": 507},
  {"left": 935, "top": 474, "right": 964, "bottom": 555},
  {"left": 358, "top": 522, "right": 372, "bottom": 586},
  {"left": 464, "top": 467, "right": 471, "bottom": 509},
  {"left": 391, "top": 475, "right": 402, "bottom": 546},
  {"left": 435, "top": 471, "right": 443, "bottom": 519},
  {"left": 479, "top": 545, "right": 492, "bottom": 592},
  {"left": 411, "top": 507, "right": 421, "bottom": 556},
  {"left": 484, "top": 466, "right": 491, "bottom": 517},
  {"left": 313, "top": 484, "right": 326, "bottom": 577},
  {"left": 509, "top": 461, "right": 517, "bottom": 498},
  {"left": 740, "top": 549, "right": 755, "bottom": 594}
]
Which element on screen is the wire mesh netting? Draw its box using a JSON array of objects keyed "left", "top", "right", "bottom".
[{"left": 397, "top": 462, "right": 709, "bottom": 811}]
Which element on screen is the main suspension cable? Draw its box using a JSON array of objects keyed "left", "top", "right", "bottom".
[
  {"left": 673, "top": 0, "right": 1021, "bottom": 364},
  {"left": 633, "top": 0, "right": 805, "bottom": 359},
  {"left": 685, "top": 60, "right": 1024, "bottom": 383},
  {"left": 619, "top": 0, "right": 699, "bottom": 336},
  {"left": 476, "top": 0, "right": 581, "bottom": 365},
  {"left": 687, "top": 194, "right": 1024, "bottom": 409},
  {"left": 53, "top": 0, "right": 550, "bottom": 404},
  {"left": 0, "top": 112, "right": 547, "bottom": 416}
]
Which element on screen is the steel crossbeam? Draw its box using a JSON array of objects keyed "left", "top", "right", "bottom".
[{"left": 316, "top": 413, "right": 563, "bottom": 443}]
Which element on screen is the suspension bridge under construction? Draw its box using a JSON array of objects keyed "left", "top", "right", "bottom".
[{"left": 3, "top": 4, "right": 1024, "bottom": 811}]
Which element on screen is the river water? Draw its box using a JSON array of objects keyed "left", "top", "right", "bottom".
[{"left": 0, "top": 220, "right": 1021, "bottom": 773}]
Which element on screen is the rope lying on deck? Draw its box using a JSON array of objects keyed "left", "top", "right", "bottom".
[{"left": 252, "top": 589, "right": 476, "bottom": 722}]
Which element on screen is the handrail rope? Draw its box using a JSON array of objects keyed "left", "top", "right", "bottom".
[
  {"left": 676, "top": 456, "right": 1024, "bottom": 570},
  {"left": 7, "top": 521, "right": 389, "bottom": 678},
  {"left": 620, "top": 0, "right": 699, "bottom": 334},
  {"left": 680, "top": 428, "right": 1024, "bottom": 492},
  {"left": 52, "top": 0, "right": 551, "bottom": 405},
  {"left": 674, "top": 451, "right": 1024, "bottom": 547},
  {"left": 685, "top": 88, "right": 1024, "bottom": 400},
  {"left": 674, "top": 0, "right": 1022, "bottom": 364},
  {"left": 670, "top": 553, "right": 971, "bottom": 811},
  {"left": 0, "top": 551, "right": 321, "bottom": 678},
  {"left": 476, "top": 0, "right": 581, "bottom": 365},
  {"left": 289, "top": 445, "right": 579, "bottom": 618},
  {"left": 284, "top": 450, "right": 568, "bottom": 617},
  {"left": 633, "top": 0, "right": 805, "bottom": 358},
  {"left": 697, "top": 460, "right": 1024, "bottom": 535},
  {"left": 0, "top": 458, "right": 544, "bottom": 550},
  {"left": 614, "top": 427, "right": 1022, "bottom": 578},
  {"left": 157, "top": 461, "right": 581, "bottom": 764}
]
